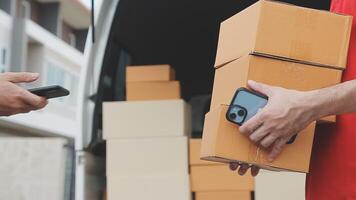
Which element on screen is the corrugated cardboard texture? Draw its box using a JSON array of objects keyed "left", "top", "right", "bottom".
[
  {"left": 215, "top": 0, "right": 352, "bottom": 69},
  {"left": 211, "top": 55, "right": 342, "bottom": 122},
  {"left": 196, "top": 191, "right": 252, "bottom": 200},
  {"left": 189, "top": 139, "right": 223, "bottom": 166},
  {"left": 201, "top": 105, "right": 316, "bottom": 173},
  {"left": 107, "top": 137, "right": 188, "bottom": 176},
  {"left": 190, "top": 165, "right": 255, "bottom": 192},
  {"left": 108, "top": 175, "right": 191, "bottom": 200},
  {"left": 103, "top": 100, "right": 191, "bottom": 139},
  {"left": 126, "top": 81, "right": 181, "bottom": 101},
  {"left": 126, "top": 65, "right": 175, "bottom": 82}
]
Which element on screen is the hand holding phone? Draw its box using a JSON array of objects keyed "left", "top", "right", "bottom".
[
  {"left": 226, "top": 88, "right": 297, "bottom": 144},
  {"left": 28, "top": 85, "right": 70, "bottom": 99}
]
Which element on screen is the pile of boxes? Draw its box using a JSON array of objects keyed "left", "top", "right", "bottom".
[
  {"left": 201, "top": 0, "right": 352, "bottom": 172},
  {"left": 189, "top": 139, "right": 254, "bottom": 200},
  {"left": 126, "top": 65, "right": 180, "bottom": 101},
  {"left": 104, "top": 65, "right": 192, "bottom": 200}
]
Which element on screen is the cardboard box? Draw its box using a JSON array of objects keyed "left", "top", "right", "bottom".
[
  {"left": 190, "top": 139, "right": 223, "bottom": 166},
  {"left": 196, "top": 191, "right": 252, "bottom": 200},
  {"left": 126, "top": 65, "right": 175, "bottom": 82},
  {"left": 211, "top": 55, "right": 342, "bottom": 122},
  {"left": 255, "top": 170, "right": 305, "bottom": 200},
  {"left": 126, "top": 81, "right": 181, "bottom": 101},
  {"left": 200, "top": 105, "right": 316, "bottom": 173},
  {"left": 215, "top": 0, "right": 352, "bottom": 69},
  {"left": 107, "top": 175, "right": 191, "bottom": 200},
  {"left": 190, "top": 165, "right": 254, "bottom": 192},
  {"left": 103, "top": 100, "right": 191, "bottom": 139},
  {"left": 107, "top": 137, "right": 188, "bottom": 176}
]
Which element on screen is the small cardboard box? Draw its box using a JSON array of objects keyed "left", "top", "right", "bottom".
[
  {"left": 215, "top": 0, "right": 352, "bottom": 69},
  {"left": 190, "top": 165, "right": 254, "bottom": 192},
  {"left": 196, "top": 191, "right": 252, "bottom": 200},
  {"left": 200, "top": 105, "right": 316, "bottom": 173},
  {"left": 108, "top": 175, "right": 191, "bottom": 200},
  {"left": 126, "top": 81, "right": 181, "bottom": 101},
  {"left": 126, "top": 65, "right": 175, "bottom": 82},
  {"left": 189, "top": 139, "right": 223, "bottom": 166},
  {"left": 103, "top": 100, "right": 191, "bottom": 139},
  {"left": 211, "top": 55, "right": 342, "bottom": 122},
  {"left": 107, "top": 137, "right": 188, "bottom": 176}
]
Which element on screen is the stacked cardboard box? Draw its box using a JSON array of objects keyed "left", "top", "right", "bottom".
[
  {"left": 126, "top": 65, "right": 180, "bottom": 100},
  {"left": 189, "top": 139, "right": 254, "bottom": 200},
  {"left": 255, "top": 170, "right": 306, "bottom": 200},
  {"left": 201, "top": 0, "right": 352, "bottom": 173},
  {"left": 104, "top": 65, "right": 192, "bottom": 200}
]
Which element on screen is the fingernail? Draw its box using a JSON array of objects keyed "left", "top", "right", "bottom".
[
  {"left": 30, "top": 73, "right": 39, "bottom": 78},
  {"left": 238, "top": 170, "right": 245, "bottom": 176},
  {"left": 229, "top": 163, "right": 238, "bottom": 171},
  {"left": 248, "top": 80, "right": 256, "bottom": 85}
]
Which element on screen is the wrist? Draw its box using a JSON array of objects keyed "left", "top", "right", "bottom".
[{"left": 304, "top": 90, "right": 332, "bottom": 121}]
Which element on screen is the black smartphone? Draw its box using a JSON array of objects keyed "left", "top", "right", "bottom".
[
  {"left": 226, "top": 88, "right": 268, "bottom": 126},
  {"left": 226, "top": 88, "right": 297, "bottom": 144},
  {"left": 28, "top": 85, "right": 70, "bottom": 99}
]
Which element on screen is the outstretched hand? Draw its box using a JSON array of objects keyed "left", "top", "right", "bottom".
[{"left": 0, "top": 72, "right": 48, "bottom": 116}]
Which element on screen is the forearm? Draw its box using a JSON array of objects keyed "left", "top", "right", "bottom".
[{"left": 308, "top": 79, "right": 356, "bottom": 120}]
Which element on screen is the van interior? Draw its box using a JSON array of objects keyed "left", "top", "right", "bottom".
[{"left": 89, "top": 0, "right": 331, "bottom": 154}]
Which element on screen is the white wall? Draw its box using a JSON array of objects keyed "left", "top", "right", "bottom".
[{"left": 42, "top": 47, "right": 80, "bottom": 119}]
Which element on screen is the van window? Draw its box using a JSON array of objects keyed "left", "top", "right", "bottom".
[{"left": 45, "top": 60, "right": 78, "bottom": 107}]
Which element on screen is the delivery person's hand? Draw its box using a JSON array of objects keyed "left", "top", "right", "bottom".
[
  {"left": 229, "top": 162, "right": 260, "bottom": 177},
  {"left": 239, "top": 80, "right": 315, "bottom": 162},
  {"left": 0, "top": 72, "right": 48, "bottom": 116}
]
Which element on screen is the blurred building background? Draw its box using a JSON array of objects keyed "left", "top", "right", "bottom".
[
  {"left": 0, "top": 0, "right": 89, "bottom": 137},
  {"left": 0, "top": 1, "right": 92, "bottom": 200}
]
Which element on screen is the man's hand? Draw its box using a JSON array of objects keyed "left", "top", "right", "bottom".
[
  {"left": 240, "top": 80, "right": 316, "bottom": 162},
  {"left": 0, "top": 72, "right": 48, "bottom": 116},
  {"left": 229, "top": 162, "right": 260, "bottom": 177}
]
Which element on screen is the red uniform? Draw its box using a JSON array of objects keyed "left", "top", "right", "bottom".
[{"left": 306, "top": 1, "right": 356, "bottom": 199}]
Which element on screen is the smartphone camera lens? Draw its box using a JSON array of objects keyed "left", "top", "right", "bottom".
[
  {"left": 229, "top": 113, "right": 237, "bottom": 120},
  {"left": 238, "top": 110, "right": 245, "bottom": 117}
]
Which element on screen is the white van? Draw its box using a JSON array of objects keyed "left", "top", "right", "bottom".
[{"left": 76, "top": 0, "right": 332, "bottom": 199}]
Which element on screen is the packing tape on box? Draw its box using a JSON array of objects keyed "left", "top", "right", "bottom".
[{"left": 248, "top": 143, "right": 263, "bottom": 164}]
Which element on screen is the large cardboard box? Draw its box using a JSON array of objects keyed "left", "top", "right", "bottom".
[
  {"left": 196, "top": 191, "right": 252, "bottom": 200},
  {"left": 215, "top": 0, "right": 352, "bottom": 69},
  {"left": 255, "top": 170, "right": 306, "bottom": 200},
  {"left": 126, "top": 65, "right": 175, "bottom": 82},
  {"left": 189, "top": 139, "right": 222, "bottom": 166},
  {"left": 200, "top": 105, "right": 316, "bottom": 173},
  {"left": 107, "top": 175, "right": 191, "bottom": 200},
  {"left": 126, "top": 81, "right": 181, "bottom": 101},
  {"left": 107, "top": 137, "right": 188, "bottom": 176},
  {"left": 103, "top": 100, "right": 191, "bottom": 139},
  {"left": 190, "top": 165, "right": 254, "bottom": 192},
  {"left": 211, "top": 55, "right": 342, "bottom": 122}
]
